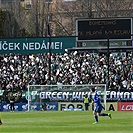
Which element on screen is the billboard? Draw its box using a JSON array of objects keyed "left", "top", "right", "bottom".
[
  {"left": 1, "top": 103, "right": 28, "bottom": 112},
  {"left": 58, "top": 102, "right": 118, "bottom": 111},
  {"left": 0, "top": 37, "right": 76, "bottom": 54},
  {"left": 58, "top": 102, "right": 84, "bottom": 111},
  {"left": 39, "top": 90, "right": 133, "bottom": 102},
  {"left": 106, "top": 102, "right": 117, "bottom": 111},
  {"left": 118, "top": 102, "right": 133, "bottom": 111},
  {"left": 1, "top": 102, "right": 58, "bottom": 111},
  {"left": 76, "top": 18, "right": 132, "bottom": 41}
]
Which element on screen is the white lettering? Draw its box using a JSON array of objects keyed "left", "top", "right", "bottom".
[
  {"left": 14, "top": 43, "right": 20, "bottom": 50},
  {"left": 110, "top": 91, "right": 116, "bottom": 99},
  {"left": 40, "top": 92, "right": 45, "bottom": 99},
  {"left": 9, "top": 43, "right": 14, "bottom": 50},
  {"left": 60, "top": 42, "right": 62, "bottom": 49},
  {"left": 55, "top": 42, "right": 60, "bottom": 49},
  {"left": 72, "top": 92, "right": 83, "bottom": 100},
  {"left": 52, "top": 92, "right": 57, "bottom": 99},
  {"left": 62, "top": 92, "right": 69, "bottom": 100},
  {"left": 23, "top": 43, "right": 28, "bottom": 50},
  {"left": 3, "top": 42, "right": 8, "bottom": 50},
  {"left": 117, "top": 92, "right": 123, "bottom": 99},
  {"left": 131, "top": 92, "right": 133, "bottom": 99},
  {"left": 35, "top": 42, "right": 40, "bottom": 50},
  {"left": 46, "top": 92, "right": 51, "bottom": 99},
  {"left": 41, "top": 41, "right": 47, "bottom": 49},
  {"left": 29, "top": 43, "right": 34, "bottom": 50},
  {"left": 47, "top": 104, "right": 56, "bottom": 110},
  {"left": 40, "top": 91, "right": 133, "bottom": 101},
  {"left": 121, "top": 105, "right": 133, "bottom": 110},
  {"left": 57, "top": 92, "right": 62, "bottom": 99},
  {"left": 124, "top": 92, "right": 130, "bottom": 99}
]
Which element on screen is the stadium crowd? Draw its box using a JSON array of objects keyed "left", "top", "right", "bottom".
[{"left": 0, "top": 51, "right": 133, "bottom": 92}]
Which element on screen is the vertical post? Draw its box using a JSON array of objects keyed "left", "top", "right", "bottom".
[
  {"left": 36, "top": 0, "right": 39, "bottom": 37},
  {"left": 27, "top": 85, "right": 30, "bottom": 111},
  {"left": 48, "top": 24, "right": 51, "bottom": 84},
  {"left": 47, "top": 0, "right": 51, "bottom": 84},
  {"left": 107, "top": 38, "right": 110, "bottom": 89},
  {"left": 41, "top": 1, "right": 45, "bottom": 37},
  {"left": 104, "top": 84, "right": 107, "bottom": 111},
  {"left": 132, "top": 35, "right": 133, "bottom": 51},
  {"left": 88, "top": 0, "right": 92, "bottom": 17}
]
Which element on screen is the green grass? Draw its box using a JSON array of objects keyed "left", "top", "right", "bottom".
[{"left": 0, "top": 111, "right": 133, "bottom": 133}]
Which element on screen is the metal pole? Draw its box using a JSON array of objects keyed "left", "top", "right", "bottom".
[
  {"left": 107, "top": 38, "right": 110, "bottom": 89},
  {"left": 36, "top": 0, "right": 39, "bottom": 37},
  {"left": 27, "top": 85, "right": 30, "bottom": 111},
  {"left": 47, "top": 0, "right": 51, "bottom": 84},
  {"left": 88, "top": 0, "right": 92, "bottom": 17},
  {"left": 48, "top": 25, "right": 51, "bottom": 85}
]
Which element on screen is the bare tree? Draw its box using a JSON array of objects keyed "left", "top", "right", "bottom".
[
  {"left": 0, "top": 0, "right": 132, "bottom": 37},
  {"left": 92, "top": 0, "right": 132, "bottom": 17},
  {"left": 0, "top": 0, "right": 21, "bottom": 37},
  {"left": 47, "top": 0, "right": 133, "bottom": 36}
]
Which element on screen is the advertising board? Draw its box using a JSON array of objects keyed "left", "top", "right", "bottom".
[
  {"left": 58, "top": 102, "right": 118, "bottom": 111},
  {"left": 118, "top": 102, "right": 133, "bottom": 111},
  {"left": 76, "top": 18, "right": 132, "bottom": 41},
  {"left": 58, "top": 102, "right": 85, "bottom": 111},
  {"left": 106, "top": 102, "right": 117, "bottom": 111},
  {"left": 0, "top": 102, "right": 58, "bottom": 111},
  {"left": 1, "top": 103, "right": 28, "bottom": 112},
  {"left": 0, "top": 37, "right": 76, "bottom": 54}
]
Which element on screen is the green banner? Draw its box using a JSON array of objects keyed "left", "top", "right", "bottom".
[{"left": 0, "top": 37, "right": 76, "bottom": 54}]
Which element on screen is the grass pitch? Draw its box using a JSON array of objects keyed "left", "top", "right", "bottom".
[{"left": 0, "top": 111, "right": 133, "bottom": 133}]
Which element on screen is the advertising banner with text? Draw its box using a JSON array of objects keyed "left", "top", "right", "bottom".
[
  {"left": 106, "top": 102, "right": 117, "bottom": 111},
  {"left": 118, "top": 102, "right": 133, "bottom": 111},
  {"left": 0, "top": 102, "right": 58, "bottom": 112},
  {"left": 0, "top": 37, "right": 76, "bottom": 54},
  {"left": 58, "top": 102, "right": 118, "bottom": 111},
  {"left": 39, "top": 90, "right": 133, "bottom": 102},
  {"left": 58, "top": 102, "right": 85, "bottom": 111},
  {"left": 1, "top": 89, "right": 133, "bottom": 104},
  {"left": 1, "top": 103, "right": 28, "bottom": 112}
]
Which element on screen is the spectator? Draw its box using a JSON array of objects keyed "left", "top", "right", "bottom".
[
  {"left": 0, "top": 51, "right": 132, "bottom": 92},
  {"left": 9, "top": 93, "right": 15, "bottom": 112}
]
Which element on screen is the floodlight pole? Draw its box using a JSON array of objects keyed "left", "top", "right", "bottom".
[
  {"left": 47, "top": 0, "right": 51, "bottom": 85},
  {"left": 88, "top": 0, "right": 92, "bottom": 17},
  {"left": 131, "top": 34, "right": 133, "bottom": 58},
  {"left": 48, "top": 24, "right": 51, "bottom": 85},
  {"left": 36, "top": 0, "right": 39, "bottom": 37},
  {"left": 107, "top": 38, "right": 110, "bottom": 90}
]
